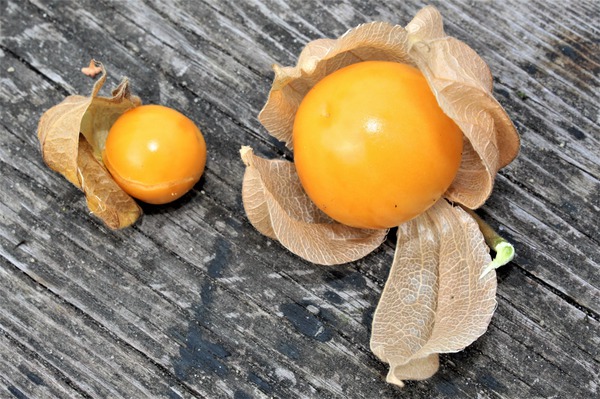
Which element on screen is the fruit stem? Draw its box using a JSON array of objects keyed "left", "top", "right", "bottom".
[{"left": 462, "top": 206, "right": 515, "bottom": 278}]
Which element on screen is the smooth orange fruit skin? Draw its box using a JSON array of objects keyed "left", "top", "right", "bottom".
[
  {"left": 293, "top": 61, "right": 463, "bottom": 229},
  {"left": 103, "top": 104, "right": 206, "bottom": 204}
]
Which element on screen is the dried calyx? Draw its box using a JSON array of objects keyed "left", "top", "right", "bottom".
[
  {"left": 241, "top": 6, "right": 519, "bottom": 386},
  {"left": 37, "top": 61, "right": 142, "bottom": 229}
]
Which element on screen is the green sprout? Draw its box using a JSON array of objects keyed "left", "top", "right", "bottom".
[{"left": 462, "top": 207, "right": 516, "bottom": 278}]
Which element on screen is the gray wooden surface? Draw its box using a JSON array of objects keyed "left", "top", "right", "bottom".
[{"left": 1, "top": 0, "right": 598, "bottom": 398}]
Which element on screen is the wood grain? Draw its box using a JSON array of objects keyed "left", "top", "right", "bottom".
[{"left": 1, "top": 0, "right": 598, "bottom": 398}]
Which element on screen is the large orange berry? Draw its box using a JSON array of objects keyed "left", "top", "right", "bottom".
[{"left": 293, "top": 61, "right": 463, "bottom": 229}]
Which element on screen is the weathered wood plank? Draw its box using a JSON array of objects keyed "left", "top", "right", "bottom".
[
  {"left": 0, "top": 160, "right": 308, "bottom": 397},
  {"left": 487, "top": 175, "right": 599, "bottom": 314},
  {"left": 0, "top": 330, "right": 88, "bottom": 399},
  {"left": 1, "top": 0, "right": 598, "bottom": 398},
  {"left": 0, "top": 256, "right": 200, "bottom": 398}
]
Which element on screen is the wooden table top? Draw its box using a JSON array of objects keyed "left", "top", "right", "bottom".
[{"left": 1, "top": 1, "right": 598, "bottom": 398}]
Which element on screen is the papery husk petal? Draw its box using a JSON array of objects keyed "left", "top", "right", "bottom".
[
  {"left": 406, "top": 7, "right": 520, "bottom": 206},
  {"left": 77, "top": 136, "right": 141, "bottom": 229},
  {"left": 387, "top": 354, "right": 439, "bottom": 387},
  {"left": 445, "top": 138, "right": 492, "bottom": 207},
  {"left": 407, "top": 7, "right": 492, "bottom": 91},
  {"left": 240, "top": 147, "right": 386, "bottom": 265},
  {"left": 38, "top": 94, "right": 92, "bottom": 186},
  {"left": 370, "top": 199, "right": 497, "bottom": 386},
  {"left": 80, "top": 77, "right": 141, "bottom": 160},
  {"left": 404, "top": 6, "right": 446, "bottom": 42},
  {"left": 37, "top": 62, "right": 142, "bottom": 229}
]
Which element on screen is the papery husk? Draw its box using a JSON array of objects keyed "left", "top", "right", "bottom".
[
  {"left": 244, "top": 5, "right": 520, "bottom": 386},
  {"left": 370, "top": 199, "right": 496, "bottom": 387},
  {"left": 37, "top": 61, "right": 142, "bottom": 229},
  {"left": 241, "top": 146, "right": 387, "bottom": 265}
]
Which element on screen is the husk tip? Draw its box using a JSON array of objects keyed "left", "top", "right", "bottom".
[
  {"left": 272, "top": 63, "right": 283, "bottom": 74},
  {"left": 240, "top": 146, "right": 254, "bottom": 166},
  {"left": 385, "top": 370, "right": 406, "bottom": 388},
  {"left": 81, "top": 59, "right": 104, "bottom": 79}
]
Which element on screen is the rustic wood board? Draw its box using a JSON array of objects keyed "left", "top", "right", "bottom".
[{"left": 1, "top": 0, "right": 598, "bottom": 398}]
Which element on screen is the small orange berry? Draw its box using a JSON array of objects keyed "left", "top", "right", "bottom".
[{"left": 103, "top": 104, "right": 206, "bottom": 204}]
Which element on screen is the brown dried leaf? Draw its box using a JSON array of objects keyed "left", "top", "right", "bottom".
[
  {"left": 37, "top": 62, "right": 142, "bottom": 229},
  {"left": 240, "top": 147, "right": 387, "bottom": 265},
  {"left": 406, "top": 6, "right": 520, "bottom": 207},
  {"left": 370, "top": 199, "right": 497, "bottom": 386}
]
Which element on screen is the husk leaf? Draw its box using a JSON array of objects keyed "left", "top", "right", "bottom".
[
  {"left": 37, "top": 61, "right": 142, "bottom": 229},
  {"left": 77, "top": 136, "right": 141, "bottom": 228},
  {"left": 406, "top": 7, "right": 519, "bottom": 207},
  {"left": 370, "top": 200, "right": 497, "bottom": 387},
  {"left": 241, "top": 147, "right": 387, "bottom": 265}
]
